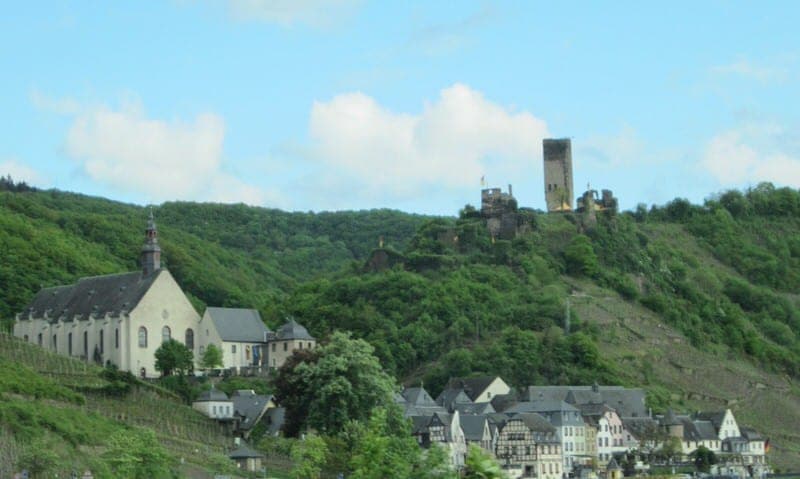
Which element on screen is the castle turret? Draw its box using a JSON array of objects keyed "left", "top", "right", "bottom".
[
  {"left": 543, "top": 138, "right": 574, "bottom": 212},
  {"left": 141, "top": 210, "right": 161, "bottom": 276}
]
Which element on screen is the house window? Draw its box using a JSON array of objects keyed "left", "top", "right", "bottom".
[
  {"left": 232, "top": 344, "right": 237, "bottom": 354},
  {"left": 246, "top": 345, "right": 251, "bottom": 360},
  {"left": 99, "top": 330, "right": 104, "bottom": 354},
  {"left": 84, "top": 331, "right": 89, "bottom": 356},
  {"left": 299, "top": 342, "right": 303, "bottom": 350},
  {"left": 212, "top": 405, "right": 217, "bottom": 415},
  {"left": 37, "top": 333, "right": 42, "bottom": 346},
  {"left": 52, "top": 334, "right": 57, "bottom": 352},
  {"left": 68, "top": 332, "right": 73, "bottom": 355},
  {"left": 162, "top": 326, "right": 171, "bottom": 343},
  {"left": 23, "top": 334, "right": 28, "bottom": 342},
  {"left": 199, "top": 345, "right": 205, "bottom": 356},
  {"left": 185, "top": 328, "right": 194, "bottom": 349},
  {"left": 272, "top": 343, "right": 276, "bottom": 352},
  {"left": 115, "top": 328, "right": 119, "bottom": 349},
  {"left": 138, "top": 327, "right": 148, "bottom": 348},
  {"left": 283, "top": 342, "right": 287, "bottom": 351}
]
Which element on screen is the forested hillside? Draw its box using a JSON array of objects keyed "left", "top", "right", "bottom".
[{"left": 3, "top": 180, "right": 800, "bottom": 468}]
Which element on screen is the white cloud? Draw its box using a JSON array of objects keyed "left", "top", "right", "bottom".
[
  {"left": 226, "top": 0, "right": 360, "bottom": 27},
  {"left": 308, "top": 83, "right": 549, "bottom": 198},
  {"left": 702, "top": 124, "right": 800, "bottom": 186},
  {"left": 0, "top": 158, "right": 46, "bottom": 186},
  {"left": 35, "top": 93, "right": 266, "bottom": 205},
  {"left": 581, "top": 125, "right": 645, "bottom": 166},
  {"left": 710, "top": 60, "right": 788, "bottom": 84}
]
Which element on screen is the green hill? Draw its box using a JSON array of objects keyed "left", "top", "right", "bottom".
[{"left": 3, "top": 181, "right": 800, "bottom": 469}]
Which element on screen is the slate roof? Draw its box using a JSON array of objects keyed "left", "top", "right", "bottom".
[
  {"left": 685, "top": 419, "right": 718, "bottom": 441},
  {"left": 436, "top": 387, "right": 473, "bottom": 410},
  {"left": 490, "top": 392, "right": 519, "bottom": 413},
  {"left": 229, "top": 442, "right": 264, "bottom": 459},
  {"left": 19, "top": 270, "right": 164, "bottom": 322},
  {"left": 460, "top": 415, "right": 490, "bottom": 442},
  {"left": 205, "top": 307, "right": 270, "bottom": 343},
  {"left": 694, "top": 411, "right": 726, "bottom": 430},
  {"left": 526, "top": 385, "right": 647, "bottom": 418},
  {"left": 445, "top": 376, "right": 499, "bottom": 402},
  {"left": 740, "top": 427, "right": 763, "bottom": 441},
  {"left": 265, "top": 407, "right": 285, "bottom": 437},
  {"left": 402, "top": 386, "right": 438, "bottom": 407},
  {"left": 455, "top": 402, "right": 495, "bottom": 415},
  {"left": 621, "top": 417, "right": 659, "bottom": 440},
  {"left": 196, "top": 387, "right": 230, "bottom": 402},
  {"left": 505, "top": 400, "right": 583, "bottom": 427},
  {"left": 275, "top": 319, "right": 314, "bottom": 341},
  {"left": 231, "top": 391, "right": 274, "bottom": 431}
]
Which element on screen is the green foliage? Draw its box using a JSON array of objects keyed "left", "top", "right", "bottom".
[
  {"left": 200, "top": 343, "right": 223, "bottom": 369},
  {"left": 272, "top": 332, "right": 396, "bottom": 436},
  {"left": 464, "top": 444, "right": 507, "bottom": 479},
  {"left": 103, "top": 427, "right": 176, "bottom": 478},
  {"left": 154, "top": 339, "right": 194, "bottom": 376},
  {"left": 690, "top": 445, "right": 717, "bottom": 473},
  {"left": 0, "top": 357, "right": 85, "bottom": 404},
  {"left": 564, "top": 234, "right": 600, "bottom": 277},
  {"left": 291, "top": 433, "right": 328, "bottom": 479},
  {"left": 215, "top": 376, "right": 272, "bottom": 396}
]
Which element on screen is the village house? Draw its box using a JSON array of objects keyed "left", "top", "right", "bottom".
[
  {"left": 200, "top": 307, "right": 269, "bottom": 371},
  {"left": 494, "top": 412, "right": 562, "bottom": 479},
  {"left": 409, "top": 410, "right": 467, "bottom": 469},
  {"left": 192, "top": 386, "right": 234, "bottom": 420}
]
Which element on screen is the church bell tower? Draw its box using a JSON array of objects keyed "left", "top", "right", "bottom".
[{"left": 141, "top": 209, "right": 161, "bottom": 275}]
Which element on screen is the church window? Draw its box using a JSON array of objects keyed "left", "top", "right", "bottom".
[
  {"left": 162, "top": 326, "right": 171, "bottom": 343},
  {"left": 99, "top": 330, "right": 104, "bottom": 354},
  {"left": 68, "top": 332, "right": 73, "bottom": 355},
  {"left": 52, "top": 334, "right": 57, "bottom": 352},
  {"left": 115, "top": 328, "right": 119, "bottom": 349},
  {"left": 138, "top": 327, "right": 148, "bottom": 348},
  {"left": 185, "top": 329, "right": 194, "bottom": 349},
  {"left": 84, "top": 331, "right": 88, "bottom": 357}
]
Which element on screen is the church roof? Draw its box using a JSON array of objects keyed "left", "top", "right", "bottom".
[
  {"left": 20, "top": 269, "right": 164, "bottom": 322},
  {"left": 205, "top": 307, "right": 270, "bottom": 343},
  {"left": 275, "top": 319, "right": 314, "bottom": 341}
]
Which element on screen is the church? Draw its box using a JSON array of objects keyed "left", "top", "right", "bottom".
[{"left": 13, "top": 212, "right": 314, "bottom": 377}]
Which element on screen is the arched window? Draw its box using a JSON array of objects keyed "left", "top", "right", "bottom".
[
  {"left": 138, "top": 327, "right": 147, "bottom": 348},
  {"left": 161, "top": 326, "right": 171, "bottom": 343},
  {"left": 185, "top": 328, "right": 194, "bottom": 349}
]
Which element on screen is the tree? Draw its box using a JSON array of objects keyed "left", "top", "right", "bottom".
[
  {"left": 154, "top": 339, "right": 193, "bottom": 376},
  {"left": 271, "top": 331, "right": 396, "bottom": 436},
  {"left": 291, "top": 433, "right": 328, "bottom": 479},
  {"left": 103, "top": 428, "right": 175, "bottom": 478},
  {"left": 691, "top": 445, "right": 717, "bottom": 473},
  {"left": 564, "top": 234, "right": 599, "bottom": 277},
  {"left": 463, "top": 444, "right": 507, "bottom": 479},
  {"left": 200, "top": 343, "right": 223, "bottom": 370}
]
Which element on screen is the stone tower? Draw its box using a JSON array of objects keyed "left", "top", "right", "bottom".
[
  {"left": 141, "top": 209, "right": 161, "bottom": 276},
  {"left": 543, "top": 138, "right": 574, "bottom": 212}
]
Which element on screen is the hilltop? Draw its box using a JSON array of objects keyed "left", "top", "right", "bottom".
[{"left": 2, "top": 182, "right": 800, "bottom": 469}]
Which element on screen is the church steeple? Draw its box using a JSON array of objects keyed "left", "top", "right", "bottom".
[{"left": 141, "top": 209, "right": 161, "bottom": 275}]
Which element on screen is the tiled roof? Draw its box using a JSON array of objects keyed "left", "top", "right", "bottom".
[{"left": 205, "top": 307, "right": 269, "bottom": 343}]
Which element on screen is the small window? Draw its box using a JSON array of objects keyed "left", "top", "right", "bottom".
[
  {"left": 68, "top": 332, "right": 73, "bottom": 355},
  {"left": 52, "top": 334, "right": 57, "bottom": 352},
  {"left": 37, "top": 333, "right": 42, "bottom": 346},
  {"left": 271, "top": 343, "right": 276, "bottom": 352},
  {"left": 23, "top": 334, "right": 29, "bottom": 342},
  {"left": 185, "top": 328, "right": 194, "bottom": 350},
  {"left": 283, "top": 342, "right": 288, "bottom": 352},
  {"left": 138, "top": 327, "right": 148, "bottom": 348},
  {"left": 299, "top": 342, "right": 303, "bottom": 350},
  {"left": 199, "top": 345, "right": 205, "bottom": 356},
  {"left": 115, "top": 328, "right": 119, "bottom": 349},
  {"left": 99, "top": 330, "right": 104, "bottom": 354},
  {"left": 84, "top": 331, "right": 89, "bottom": 356},
  {"left": 232, "top": 344, "right": 236, "bottom": 354},
  {"left": 161, "top": 326, "right": 171, "bottom": 343}
]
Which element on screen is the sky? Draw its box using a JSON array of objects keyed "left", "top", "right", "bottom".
[{"left": 2, "top": 1, "right": 800, "bottom": 215}]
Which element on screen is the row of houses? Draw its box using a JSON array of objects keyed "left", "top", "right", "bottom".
[
  {"left": 398, "top": 377, "right": 769, "bottom": 479},
  {"left": 12, "top": 213, "right": 316, "bottom": 377}
]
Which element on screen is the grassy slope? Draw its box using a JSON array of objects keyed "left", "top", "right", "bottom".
[
  {"left": 567, "top": 220, "right": 800, "bottom": 470},
  {"left": 0, "top": 333, "right": 236, "bottom": 477}
]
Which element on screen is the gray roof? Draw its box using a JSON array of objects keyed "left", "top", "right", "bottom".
[
  {"left": 622, "top": 417, "right": 659, "bottom": 440},
  {"left": 436, "top": 387, "right": 473, "bottom": 410},
  {"left": 266, "top": 407, "right": 285, "bottom": 436},
  {"left": 455, "top": 402, "right": 495, "bottom": 415},
  {"left": 205, "top": 307, "right": 270, "bottom": 343},
  {"left": 196, "top": 387, "right": 230, "bottom": 402},
  {"left": 402, "top": 386, "right": 438, "bottom": 407},
  {"left": 20, "top": 270, "right": 164, "bottom": 322},
  {"left": 232, "top": 392, "right": 273, "bottom": 430},
  {"left": 460, "top": 415, "right": 490, "bottom": 442},
  {"left": 445, "top": 376, "right": 499, "bottom": 402},
  {"left": 684, "top": 419, "right": 718, "bottom": 441},
  {"left": 229, "top": 443, "right": 264, "bottom": 459},
  {"left": 693, "top": 411, "right": 726, "bottom": 430},
  {"left": 275, "top": 319, "right": 314, "bottom": 341},
  {"left": 526, "top": 385, "right": 647, "bottom": 418},
  {"left": 505, "top": 400, "right": 583, "bottom": 427},
  {"left": 740, "top": 427, "right": 763, "bottom": 441}
]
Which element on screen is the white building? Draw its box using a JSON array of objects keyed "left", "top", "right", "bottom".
[
  {"left": 193, "top": 387, "right": 234, "bottom": 420},
  {"left": 13, "top": 213, "right": 202, "bottom": 378},
  {"left": 201, "top": 307, "right": 269, "bottom": 370}
]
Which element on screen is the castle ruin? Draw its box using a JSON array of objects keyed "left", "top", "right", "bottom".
[
  {"left": 543, "top": 138, "right": 574, "bottom": 212},
  {"left": 481, "top": 185, "right": 519, "bottom": 240}
]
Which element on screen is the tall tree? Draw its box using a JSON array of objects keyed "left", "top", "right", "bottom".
[
  {"left": 200, "top": 343, "right": 223, "bottom": 370},
  {"left": 154, "top": 339, "right": 193, "bottom": 376},
  {"left": 271, "top": 332, "right": 396, "bottom": 436}
]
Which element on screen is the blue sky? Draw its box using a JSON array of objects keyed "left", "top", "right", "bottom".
[{"left": 2, "top": 1, "right": 799, "bottom": 215}]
